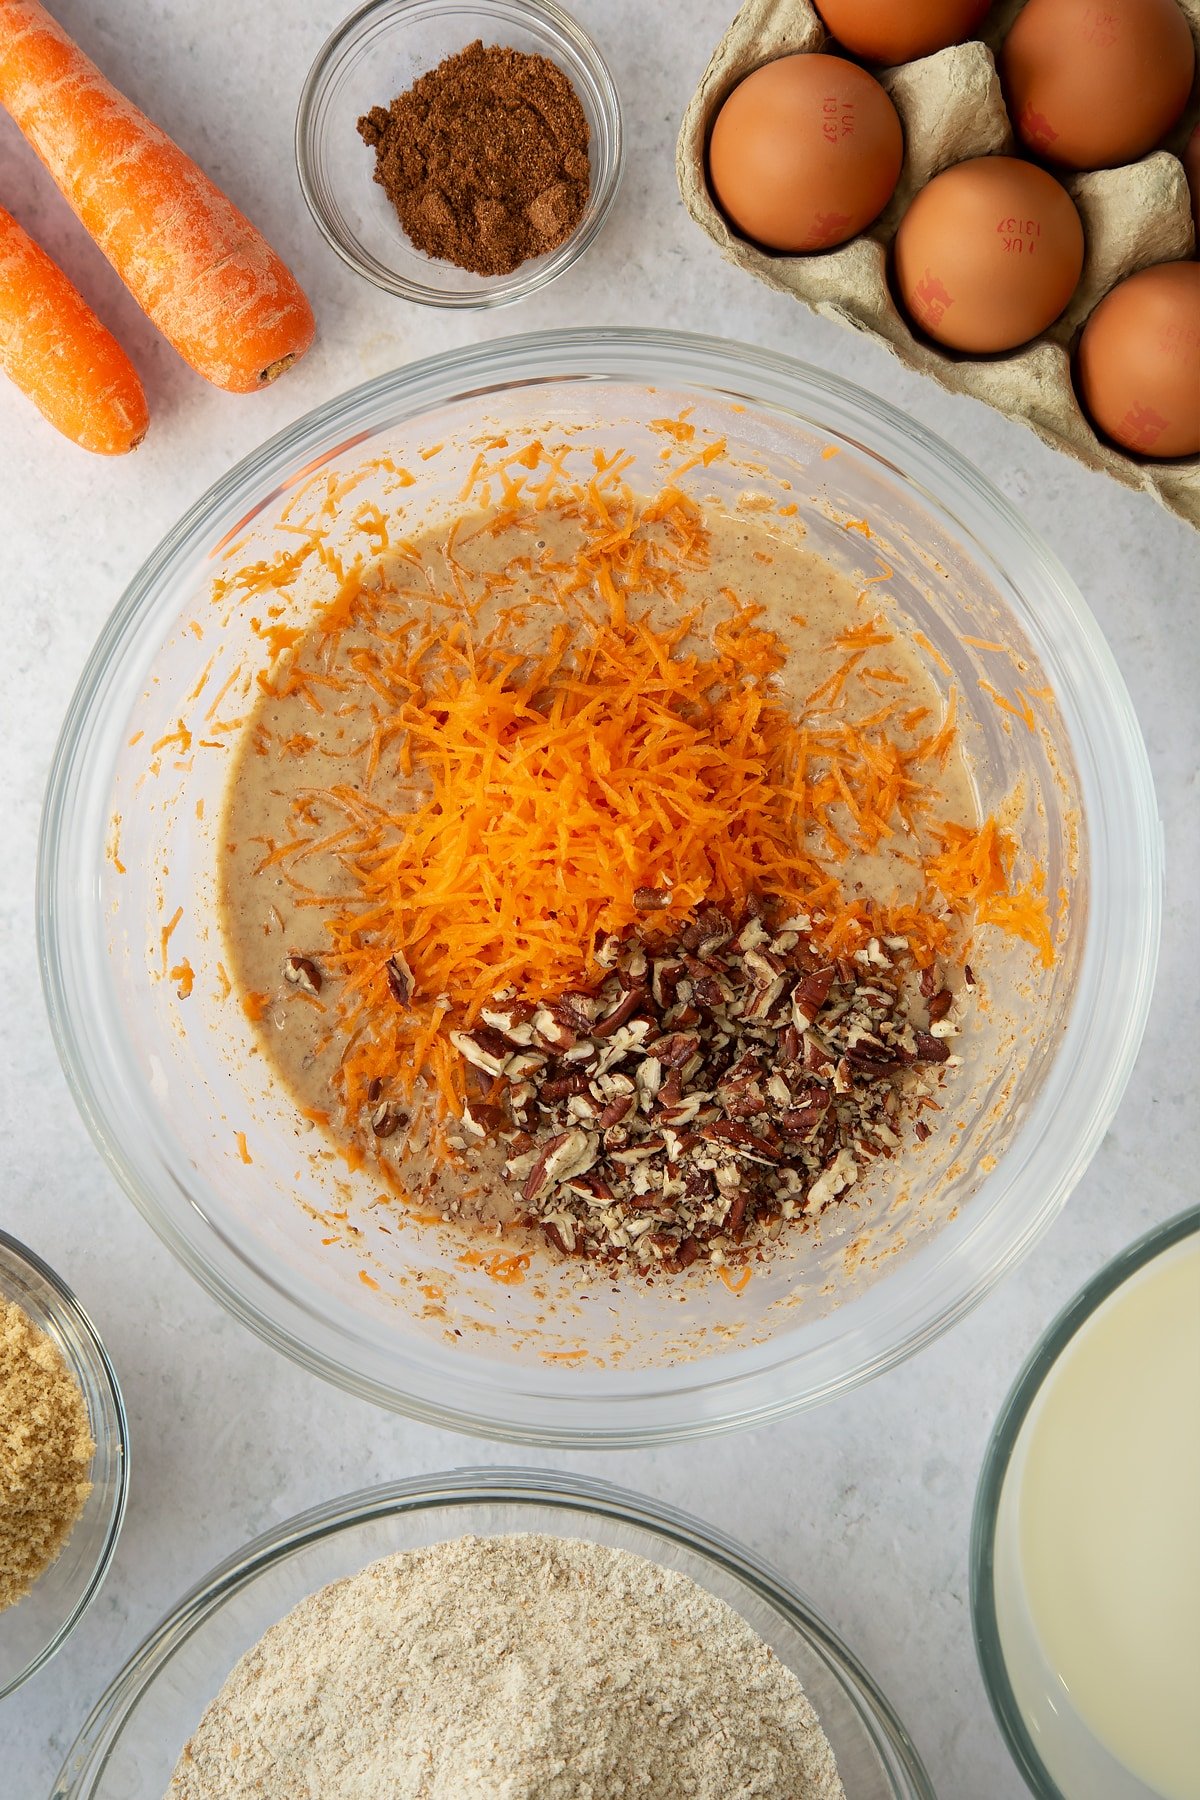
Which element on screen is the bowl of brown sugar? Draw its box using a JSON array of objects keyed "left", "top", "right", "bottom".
[
  {"left": 297, "top": 0, "right": 623, "bottom": 306},
  {"left": 0, "top": 1230, "right": 128, "bottom": 1698}
]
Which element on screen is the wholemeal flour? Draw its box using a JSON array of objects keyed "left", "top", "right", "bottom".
[{"left": 166, "top": 1533, "right": 846, "bottom": 1799}]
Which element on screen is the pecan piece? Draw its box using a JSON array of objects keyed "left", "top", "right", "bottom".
[
  {"left": 791, "top": 964, "right": 834, "bottom": 1028},
  {"left": 670, "top": 1236, "right": 701, "bottom": 1271},
  {"left": 597, "top": 1093, "right": 634, "bottom": 1128},
  {"left": 522, "top": 1129, "right": 597, "bottom": 1202},
  {"left": 742, "top": 975, "right": 787, "bottom": 1020},
  {"left": 701, "top": 1119, "right": 782, "bottom": 1162},
  {"left": 540, "top": 1070, "right": 593, "bottom": 1102},
  {"left": 649, "top": 1030, "right": 701, "bottom": 1068},
  {"left": 384, "top": 951, "right": 415, "bottom": 1005},
  {"left": 371, "top": 1102, "right": 408, "bottom": 1139},
  {"left": 283, "top": 954, "right": 322, "bottom": 996},
  {"left": 592, "top": 986, "right": 647, "bottom": 1038},
  {"left": 725, "top": 1189, "right": 750, "bottom": 1241},
  {"left": 531, "top": 1006, "right": 577, "bottom": 1050},
  {"left": 449, "top": 1029, "right": 510, "bottom": 1078}
]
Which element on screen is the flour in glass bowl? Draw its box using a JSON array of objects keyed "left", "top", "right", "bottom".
[{"left": 165, "top": 1534, "right": 846, "bottom": 1799}]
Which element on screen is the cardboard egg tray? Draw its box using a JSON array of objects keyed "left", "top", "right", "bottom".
[{"left": 677, "top": 0, "right": 1200, "bottom": 527}]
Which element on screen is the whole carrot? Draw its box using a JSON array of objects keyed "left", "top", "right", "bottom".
[
  {"left": 0, "top": 204, "right": 147, "bottom": 453},
  {"left": 0, "top": 0, "right": 314, "bottom": 392}
]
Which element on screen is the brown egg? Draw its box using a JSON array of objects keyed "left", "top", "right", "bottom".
[
  {"left": 1001, "top": 0, "right": 1195, "bottom": 171},
  {"left": 893, "top": 156, "right": 1084, "bottom": 352},
  {"left": 813, "top": 0, "right": 992, "bottom": 65},
  {"left": 1076, "top": 262, "right": 1200, "bottom": 457},
  {"left": 707, "top": 54, "right": 904, "bottom": 252}
]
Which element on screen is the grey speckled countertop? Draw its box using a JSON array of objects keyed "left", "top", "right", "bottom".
[{"left": 2, "top": 3, "right": 1197, "bottom": 1794}]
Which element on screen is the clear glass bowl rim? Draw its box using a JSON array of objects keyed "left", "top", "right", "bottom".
[
  {"left": 52, "top": 1465, "right": 935, "bottom": 1800},
  {"left": 0, "top": 1227, "right": 130, "bottom": 1699},
  {"left": 36, "top": 326, "right": 1163, "bottom": 1447},
  {"left": 294, "top": 0, "right": 625, "bottom": 307},
  {"left": 969, "top": 1205, "right": 1200, "bottom": 1800}
]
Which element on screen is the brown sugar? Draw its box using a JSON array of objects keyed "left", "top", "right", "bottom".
[
  {"left": 0, "top": 1299, "right": 94, "bottom": 1610},
  {"left": 357, "top": 40, "right": 591, "bottom": 277}
]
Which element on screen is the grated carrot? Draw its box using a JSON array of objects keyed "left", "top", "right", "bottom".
[
  {"left": 925, "top": 819, "right": 1053, "bottom": 966},
  {"left": 457, "top": 1248, "right": 532, "bottom": 1285},
  {"left": 233, "top": 452, "right": 1053, "bottom": 1135},
  {"left": 159, "top": 905, "right": 182, "bottom": 976}
]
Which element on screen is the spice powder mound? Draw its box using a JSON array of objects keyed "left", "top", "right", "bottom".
[
  {"left": 357, "top": 40, "right": 591, "bottom": 276},
  {"left": 0, "top": 1299, "right": 94, "bottom": 1611}
]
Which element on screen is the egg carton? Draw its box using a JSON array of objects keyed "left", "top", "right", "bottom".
[{"left": 677, "top": 0, "right": 1200, "bottom": 528}]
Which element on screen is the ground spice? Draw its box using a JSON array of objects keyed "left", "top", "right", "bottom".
[
  {"left": 0, "top": 1299, "right": 94, "bottom": 1610},
  {"left": 357, "top": 40, "right": 591, "bottom": 276}
]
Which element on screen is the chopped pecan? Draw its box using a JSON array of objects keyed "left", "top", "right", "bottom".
[
  {"left": 371, "top": 1101, "right": 408, "bottom": 1139},
  {"left": 648, "top": 1030, "right": 701, "bottom": 1068},
  {"left": 449, "top": 1029, "right": 510, "bottom": 1078},
  {"left": 384, "top": 951, "right": 414, "bottom": 1005},
  {"left": 284, "top": 954, "right": 322, "bottom": 996},
  {"left": 592, "top": 987, "right": 647, "bottom": 1038},
  {"left": 791, "top": 964, "right": 834, "bottom": 1027},
  {"left": 539, "top": 1070, "right": 593, "bottom": 1101},
  {"left": 443, "top": 897, "right": 962, "bottom": 1277},
  {"left": 725, "top": 1190, "right": 750, "bottom": 1241}
]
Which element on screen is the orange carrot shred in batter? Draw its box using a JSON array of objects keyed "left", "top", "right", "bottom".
[{"left": 159, "top": 905, "right": 183, "bottom": 976}]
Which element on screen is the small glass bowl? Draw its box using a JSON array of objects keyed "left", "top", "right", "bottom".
[
  {"left": 971, "top": 1208, "right": 1200, "bottom": 1800},
  {"left": 296, "top": 0, "right": 624, "bottom": 306},
  {"left": 54, "top": 1468, "right": 933, "bottom": 1799},
  {"left": 0, "top": 1230, "right": 128, "bottom": 1699}
]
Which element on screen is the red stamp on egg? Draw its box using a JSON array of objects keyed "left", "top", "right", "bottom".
[
  {"left": 821, "top": 95, "right": 855, "bottom": 146},
  {"left": 1019, "top": 106, "right": 1060, "bottom": 153},
  {"left": 810, "top": 210, "right": 853, "bottom": 248},
  {"left": 1117, "top": 403, "right": 1169, "bottom": 451},
  {"left": 913, "top": 271, "right": 954, "bottom": 328},
  {"left": 1081, "top": 8, "right": 1119, "bottom": 48}
]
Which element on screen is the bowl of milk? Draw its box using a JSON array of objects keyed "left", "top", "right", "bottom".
[{"left": 972, "top": 1209, "right": 1200, "bottom": 1800}]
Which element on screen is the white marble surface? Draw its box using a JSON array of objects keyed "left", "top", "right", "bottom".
[{"left": 1, "top": 2, "right": 1197, "bottom": 1794}]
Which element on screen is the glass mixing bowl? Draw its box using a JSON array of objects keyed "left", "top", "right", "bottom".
[
  {"left": 972, "top": 1209, "right": 1200, "bottom": 1800},
  {"left": 296, "top": 0, "right": 624, "bottom": 306},
  {"left": 52, "top": 1468, "right": 934, "bottom": 1799},
  {"left": 0, "top": 1231, "right": 128, "bottom": 1699},
  {"left": 37, "top": 329, "right": 1161, "bottom": 1445}
]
